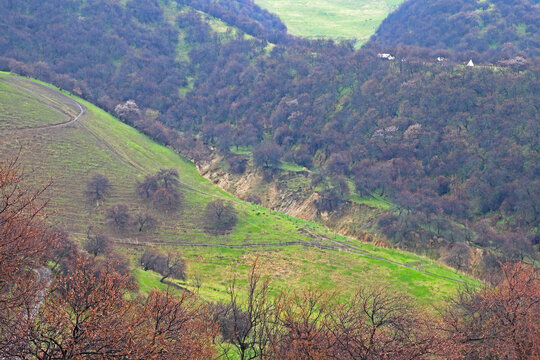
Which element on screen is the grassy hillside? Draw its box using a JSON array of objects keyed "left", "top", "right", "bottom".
[
  {"left": 254, "top": 0, "right": 405, "bottom": 43},
  {"left": 0, "top": 73, "right": 479, "bottom": 305}
]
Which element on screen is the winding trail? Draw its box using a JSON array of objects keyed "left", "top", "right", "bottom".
[{"left": 0, "top": 77, "right": 86, "bottom": 133}]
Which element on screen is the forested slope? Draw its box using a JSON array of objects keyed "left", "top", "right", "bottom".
[
  {"left": 1, "top": 0, "right": 538, "bottom": 277},
  {"left": 370, "top": 0, "right": 540, "bottom": 62},
  {"left": 178, "top": 0, "right": 288, "bottom": 42}
]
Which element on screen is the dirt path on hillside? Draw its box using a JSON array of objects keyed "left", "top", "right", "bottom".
[
  {"left": 0, "top": 76, "right": 86, "bottom": 133},
  {"left": 299, "top": 227, "right": 476, "bottom": 285},
  {"left": 0, "top": 76, "right": 146, "bottom": 173}
]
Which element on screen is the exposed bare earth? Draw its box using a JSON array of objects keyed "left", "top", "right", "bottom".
[{"left": 197, "top": 153, "right": 385, "bottom": 242}]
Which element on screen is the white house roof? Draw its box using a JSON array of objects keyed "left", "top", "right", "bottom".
[{"left": 377, "top": 53, "right": 395, "bottom": 60}]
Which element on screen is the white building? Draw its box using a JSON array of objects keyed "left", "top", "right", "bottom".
[{"left": 378, "top": 53, "right": 395, "bottom": 60}]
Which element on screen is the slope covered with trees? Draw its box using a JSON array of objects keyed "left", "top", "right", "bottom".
[
  {"left": 179, "top": 0, "right": 289, "bottom": 42},
  {"left": 0, "top": 0, "right": 538, "bottom": 276},
  {"left": 370, "top": 0, "right": 540, "bottom": 62},
  {"left": 1, "top": 1, "right": 539, "bottom": 356},
  {"left": 176, "top": 43, "right": 539, "bottom": 267}
]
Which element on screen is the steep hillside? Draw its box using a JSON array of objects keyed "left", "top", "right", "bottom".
[
  {"left": 0, "top": 73, "right": 478, "bottom": 303},
  {"left": 371, "top": 0, "right": 540, "bottom": 62},
  {"left": 177, "top": 0, "right": 289, "bottom": 42},
  {"left": 0, "top": 0, "right": 259, "bottom": 117},
  {"left": 1, "top": 0, "right": 538, "bottom": 277},
  {"left": 254, "top": 0, "right": 405, "bottom": 43},
  {"left": 169, "top": 47, "right": 540, "bottom": 272}
]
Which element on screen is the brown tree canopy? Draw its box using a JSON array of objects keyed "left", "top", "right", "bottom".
[
  {"left": 0, "top": 155, "right": 59, "bottom": 356},
  {"left": 84, "top": 231, "right": 112, "bottom": 257},
  {"left": 136, "top": 169, "right": 183, "bottom": 211},
  {"left": 253, "top": 144, "right": 282, "bottom": 173},
  {"left": 152, "top": 186, "right": 183, "bottom": 211},
  {"left": 84, "top": 174, "right": 111, "bottom": 206},
  {"left": 444, "top": 242, "right": 472, "bottom": 272},
  {"left": 216, "top": 261, "right": 440, "bottom": 360},
  {"left": 134, "top": 211, "right": 158, "bottom": 232},
  {"left": 203, "top": 199, "right": 238, "bottom": 235},
  {"left": 136, "top": 174, "right": 159, "bottom": 199},
  {"left": 443, "top": 262, "right": 540, "bottom": 360},
  {"left": 20, "top": 254, "right": 216, "bottom": 359},
  {"left": 140, "top": 249, "right": 187, "bottom": 283},
  {"left": 106, "top": 203, "right": 131, "bottom": 231}
]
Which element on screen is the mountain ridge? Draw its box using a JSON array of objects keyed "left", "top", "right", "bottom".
[{"left": 370, "top": 0, "right": 540, "bottom": 62}]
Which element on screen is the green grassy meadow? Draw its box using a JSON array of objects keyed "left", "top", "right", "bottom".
[
  {"left": 132, "top": 243, "right": 479, "bottom": 307},
  {"left": 254, "top": 0, "right": 405, "bottom": 44},
  {"left": 0, "top": 72, "right": 480, "bottom": 306}
]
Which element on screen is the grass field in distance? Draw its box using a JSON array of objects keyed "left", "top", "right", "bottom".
[{"left": 254, "top": 0, "right": 405, "bottom": 44}]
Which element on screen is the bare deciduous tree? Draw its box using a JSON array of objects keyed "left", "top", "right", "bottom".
[
  {"left": 106, "top": 203, "right": 131, "bottom": 231},
  {"left": 84, "top": 230, "right": 112, "bottom": 257},
  {"left": 152, "top": 187, "right": 182, "bottom": 211},
  {"left": 136, "top": 174, "right": 158, "bottom": 199},
  {"left": 140, "top": 249, "right": 186, "bottom": 283},
  {"left": 156, "top": 168, "right": 180, "bottom": 190},
  {"left": 21, "top": 254, "right": 217, "bottom": 359},
  {"left": 159, "top": 254, "right": 187, "bottom": 283},
  {"left": 443, "top": 262, "right": 540, "bottom": 360},
  {"left": 0, "top": 154, "right": 59, "bottom": 356},
  {"left": 134, "top": 211, "right": 158, "bottom": 232},
  {"left": 203, "top": 199, "right": 238, "bottom": 235},
  {"left": 218, "top": 260, "right": 274, "bottom": 360},
  {"left": 84, "top": 174, "right": 111, "bottom": 206},
  {"left": 136, "top": 169, "right": 183, "bottom": 211},
  {"left": 141, "top": 249, "right": 161, "bottom": 271},
  {"left": 253, "top": 144, "right": 282, "bottom": 171},
  {"left": 444, "top": 242, "right": 472, "bottom": 271}
]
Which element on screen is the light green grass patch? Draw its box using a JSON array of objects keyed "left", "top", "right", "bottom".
[
  {"left": 230, "top": 145, "right": 253, "bottom": 155},
  {"left": 280, "top": 161, "right": 309, "bottom": 172},
  {"left": 349, "top": 194, "right": 392, "bottom": 210},
  {"left": 514, "top": 23, "right": 527, "bottom": 37},
  {"left": 173, "top": 245, "right": 480, "bottom": 307},
  {"left": 254, "top": 0, "right": 406, "bottom": 44}
]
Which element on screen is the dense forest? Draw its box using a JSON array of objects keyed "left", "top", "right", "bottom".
[
  {"left": 177, "top": 0, "right": 289, "bottom": 42},
  {"left": 371, "top": 0, "right": 540, "bottom": 62},
  {"left": 0, "top": 0, "right": 538, "bottom": 273}
]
